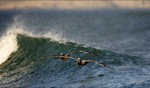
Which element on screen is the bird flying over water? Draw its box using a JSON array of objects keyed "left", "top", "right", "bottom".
[
  {"left": 42, "top": 50, "right": 113, "bottom": 69},
  {"left": 76, "top": 58, "right": 114, "bottom": 69}
]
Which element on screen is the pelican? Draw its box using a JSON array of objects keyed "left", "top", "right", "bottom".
[
  {"left": 76, "top": 58, "right": 114, "bottom": 69},
  {"left": 76, "top": 58, "right": 106, "bottom": 67}
]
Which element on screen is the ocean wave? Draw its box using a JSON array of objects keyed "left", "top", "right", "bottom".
[{"left": 0, "top": 32, "right": 148, "bottom": 87}]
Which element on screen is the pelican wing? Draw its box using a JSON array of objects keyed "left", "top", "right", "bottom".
[
  {"left": 39, "top": 56, "right": 59, "bottom": 60},
  {"left": 42, "top": 56, "right": 63, "bottom": 59},
  {"left": 83, "top": 60, "right": 108, "bottom": 68},
  {"left": 42, "top": 55, "right": 77, "bottom": 61},
  {"left": 92, "top": 60, "right": 114, "bottom": 70}
]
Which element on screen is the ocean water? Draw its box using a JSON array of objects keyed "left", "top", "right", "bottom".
[{"left": 0, "top": 9, "right": 150, "bottom": 88}]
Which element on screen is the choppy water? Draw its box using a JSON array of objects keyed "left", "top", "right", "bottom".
[{"left": 0, "top": 9, "right": 150, "bottom": 88}]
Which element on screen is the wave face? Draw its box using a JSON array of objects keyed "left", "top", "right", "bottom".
[
  {"left": 0, "top": 34, "right": 149, "bottom": 88},
  {"left": 0, "top": 9, "right": 150, "bottom": 88}
]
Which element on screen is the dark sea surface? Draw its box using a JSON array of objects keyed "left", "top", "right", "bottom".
[{"left": 0, "top": 9, "right": 150, "bottom": 88}]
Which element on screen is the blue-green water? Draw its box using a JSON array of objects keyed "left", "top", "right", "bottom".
[{"left": 0, "top": 9, "right": 150, "bottom": 88}]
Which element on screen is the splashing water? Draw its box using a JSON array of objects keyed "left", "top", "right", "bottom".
[{"left": 0, "top": 30, "right": 18, "bottom": 64}]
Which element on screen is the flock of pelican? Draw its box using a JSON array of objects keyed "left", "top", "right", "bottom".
[{"left": 43, "top": 50, "right": 113, "bottom": 69}]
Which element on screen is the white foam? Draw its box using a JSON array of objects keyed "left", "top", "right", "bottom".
[
  {"left": 0, "top": 14, "right": 79, "bottom": 65},
  {"left": 0, "top": 22, "right": 67, "bottom": 65},
  {"left": 43, "top": 30, "right": 67, "bottom": 43},
  {"left": 0, "top": 30, "right": 18, "bottom": 65}
]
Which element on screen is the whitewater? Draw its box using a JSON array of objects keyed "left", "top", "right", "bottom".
[{"left": 0, "top": 9, "right": 150, "bottom": 88}]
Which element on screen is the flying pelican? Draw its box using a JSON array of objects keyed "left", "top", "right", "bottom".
[
  {"left": 76, "top": 58, "right": 114, "bottom": 69},
  {"left": 76, "top": 58, "right": 106, "bottom": 67}
]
